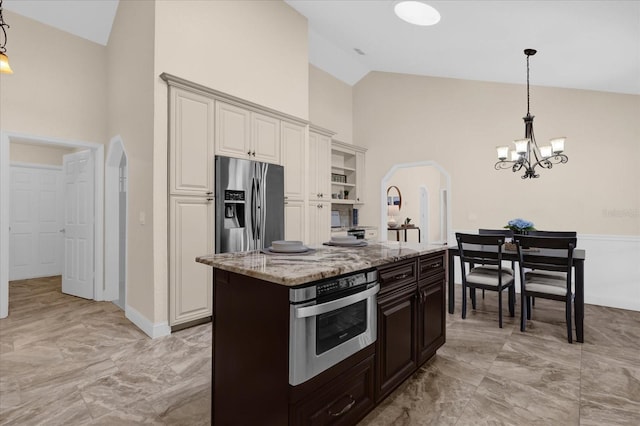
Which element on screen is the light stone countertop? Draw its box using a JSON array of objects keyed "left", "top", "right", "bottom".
[{"left": 196, "top": 242, "right": 448, "bottom": 286}]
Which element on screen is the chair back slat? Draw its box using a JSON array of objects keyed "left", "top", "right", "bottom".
[
  {"left": 479, "top": 229, "right": 514, "bottom": 237},
  {"left": 456, "top": 233, "right": 506, "bottom": 265},
  {"left": 528, "top": 230, "right": 577, "bottom": 238},
  {"left": 514, "top": 235, "right": 576, "bottom": 273}
]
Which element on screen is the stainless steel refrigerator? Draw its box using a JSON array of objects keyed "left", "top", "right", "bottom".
[{"left": 215, "top": 156, "right": 284, "bottom": 253}]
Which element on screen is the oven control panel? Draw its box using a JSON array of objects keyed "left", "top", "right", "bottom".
[
  {"left": 316, "top": 269, "right": 377, "bottom": 297},
  {"left": 290, "top": 269, "right": 378, "bottom": 303}
]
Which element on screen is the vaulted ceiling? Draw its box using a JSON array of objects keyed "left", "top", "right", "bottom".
[{"left": 4, "top": 0, "right": 639, "bottom": 94}]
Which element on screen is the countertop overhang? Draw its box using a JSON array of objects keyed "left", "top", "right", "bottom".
[{"left": 196, "top": 242, "right": 448, "bottom": 286}]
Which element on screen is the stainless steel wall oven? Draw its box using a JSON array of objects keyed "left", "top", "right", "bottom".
[{"left": 289, "top": 269, "right": 379, "bottom": 386}]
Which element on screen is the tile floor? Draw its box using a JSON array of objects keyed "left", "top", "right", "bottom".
[{"left": 1, "top": 276, "right": 639, "bottom": 425}]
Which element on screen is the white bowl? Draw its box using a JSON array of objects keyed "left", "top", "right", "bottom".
[
  {"left": 271, "top": 240, "right": 304, "bottom": 251},
  {"left": 331, "top": 235, "right": 357, "bottom": 243}
]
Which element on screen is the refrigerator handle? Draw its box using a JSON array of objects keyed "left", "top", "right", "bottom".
[
  {"left": 255, "top": 177, "right": 261, "bottom": 241},
  {"left": 250, "top": 177, "right": 257, "bottom": 244}
]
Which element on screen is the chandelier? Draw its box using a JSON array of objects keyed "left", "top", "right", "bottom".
[
  {"left": 495, "top": 49, "right": 567, "bottom": 179},
  {"left": 0, "top": 0, "right": 13, "bottom": 74}
]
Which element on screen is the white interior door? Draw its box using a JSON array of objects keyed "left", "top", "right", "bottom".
[
  {"left": 63, "top": 150, "right": 95, "bottom": 299},
  {"left": 9, "top": 165, "right": 64, "bottom": 280}
]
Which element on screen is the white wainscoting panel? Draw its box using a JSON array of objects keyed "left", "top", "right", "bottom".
[{"left": 449, "top": 231, "right": 640, "bottom": 312}]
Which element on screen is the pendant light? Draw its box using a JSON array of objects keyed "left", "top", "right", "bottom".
[
  {"left": 495, "top": 49, "right": 568, "bottom": 178},
  {"left": 0, "top": 0, "right": 13, "bottom": 74}
]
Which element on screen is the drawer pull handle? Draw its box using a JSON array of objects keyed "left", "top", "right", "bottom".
[
  {"left": 328, "top": 395, "right": 356, "bottom": 417},
  {"left": 393, "top": 273, "right": 409, "bottom": 280},
  {"left": 423, "top": 262, "right": 441, "bottom": 271}
]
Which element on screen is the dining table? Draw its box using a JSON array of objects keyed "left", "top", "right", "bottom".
[{"left": 447, "top": 245, "right": 586, "bottom": 343}]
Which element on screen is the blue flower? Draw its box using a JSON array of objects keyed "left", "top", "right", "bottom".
[{"left": 505, "top": 218, "right": 536, "bottom": 231}]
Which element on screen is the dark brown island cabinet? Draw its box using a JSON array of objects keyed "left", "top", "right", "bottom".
[
  {"left": 209, "top": 250, "right": 447, "bottom": 425},
  {"left": 376, "top": 252, "right": 446, "bottom": 402}
]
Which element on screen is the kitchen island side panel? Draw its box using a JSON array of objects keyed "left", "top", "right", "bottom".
[{"left": 213, "top": 269, "right": 290, "bottom": 425}]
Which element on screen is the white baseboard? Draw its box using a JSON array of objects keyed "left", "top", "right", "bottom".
[
  {"left": 450, "top": 231, "right": 640, "bottom": 312},
  {"left": 125, "top": 304, "right": 171, "bottom": 339}
]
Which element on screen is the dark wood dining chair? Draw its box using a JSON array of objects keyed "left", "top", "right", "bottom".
[
  {"left": 525, "top": 231, "right": 577, "bottom": 305},
  {"left": 515, "top": 235, "right": 577, "bottom": 343},
  {"left": 455, "top": 233, "right": 515, "bottom": 328},
  {"left": 475, "top": 229, "right": 516, "bottom": 301}
]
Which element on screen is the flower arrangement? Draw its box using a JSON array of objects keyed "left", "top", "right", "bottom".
[{"left": 504, "top": 218, "right": 536, "bottom": 232}]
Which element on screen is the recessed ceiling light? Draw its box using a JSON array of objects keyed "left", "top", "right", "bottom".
[{"left": 394, "top": 1, "right": 441, "bottom": 26}]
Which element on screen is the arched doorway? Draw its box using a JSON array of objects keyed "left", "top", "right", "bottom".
[{"left": 104, "top": 136, "right": 128, "bottom": 309}]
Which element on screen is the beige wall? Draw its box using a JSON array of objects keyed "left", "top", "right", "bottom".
[
  {"left": 10, "top": 143, "right": 75, "bottom": 166},
  {"left": 107, "top": 0, "right": 156, "bottom": 321},
  {"left": 0, "top": 12, "right": 107, "bottom": 144},
  {"left": 309, "top": 64, "right": 353, "bottom": 143},
  {"left": 355, "top": 72, "right": 640, "bottom": 236},
  {"left": 154, "top": 0, "right": 308, "bottom": 119},
  {"left": 150, "top": 0, "right": 310, "bottom": 324}
]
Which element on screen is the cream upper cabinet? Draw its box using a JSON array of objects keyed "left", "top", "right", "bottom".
[
  {"left": 281, "top": 121, "right": 306, "bottom": 200},
  {"left": 169, "top": 196, "right": 213, "bottom": 326},
  {"left": 307, "top": 201, "right": 331, "bottom": 246},
  {"left": 308, "top": 130, "right": 332, "bottom": 201},
  {"left": 252, "top": 112, "right": 281, "bottom": 164},
  {"left": 215, "top": 101, "right": 251, "bottom": 159},
  {"left": 284, "top": 199, "right": 305, "bottom": 242},
  {"left": 169, "top": 88, "right": 215, "bottom": 195},
  {"left": 215, "top": 101, "right": 281, "bottom": 164}
]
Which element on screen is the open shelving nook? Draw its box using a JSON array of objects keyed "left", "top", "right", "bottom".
[{"left": 331, "top": 140, "right": 366, "bottom": 205}]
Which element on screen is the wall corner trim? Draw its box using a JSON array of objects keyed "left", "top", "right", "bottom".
[{"left": 125, "top": 304, "right": 171, "bottom": 339}]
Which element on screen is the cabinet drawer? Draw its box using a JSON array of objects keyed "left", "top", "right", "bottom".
[
  {"left": 377, "top": 259, "right": 417, "bottom": 295},
  {"left": 418, "top": 252, "right": 445, "bottom": 281},
  {"left": 290, "top": 354, "right": 375, "bottom": 426}
]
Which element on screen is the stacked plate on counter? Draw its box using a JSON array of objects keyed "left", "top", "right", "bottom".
[
  {"left": 262, "top": 240, "right": 315, "bottom": 255},
  {"left": 323, "top": 235, "right": 368, "bottom": 247}
]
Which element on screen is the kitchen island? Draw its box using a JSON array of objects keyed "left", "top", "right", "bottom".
[{"left": 197, "top": 242, "right": 448, "bottom": 425}]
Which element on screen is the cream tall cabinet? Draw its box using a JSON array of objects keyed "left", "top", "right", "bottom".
[
  {"left": 162, "top": 73, "right": 310, "bottom": 328},
  {"left": 306, "top": 126, "right": 334, "bottom": 246},
  {"left": 282, "top": 122, "right": 307, "bottom": 242},
  {"left": 167, "top": 85, "right": 215, "bottom": 326},
  {"left": 308, "top": 129, "right": 332, "bottom": 201}
]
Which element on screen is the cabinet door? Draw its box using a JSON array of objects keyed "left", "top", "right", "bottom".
[
  {"left": 354, "top": 151, "right": 365, "bottom": 204},
  {"left": 169, "top": 88, "right": 214, "bottom": 195},
  {"left": 309, "top": 132, "right": 331, "bottom": 201},
  {"left": 169, "top": 196, "right": 213, "bottom": 325},
  {"left": 281, "top": 121, "right": 306, "bottom": 200},
  {"left": 252, "top": 112, "right": 281, "bottom": 164},
  {"left": 290, "top": 354, "right": 375, "bottom": 426},
  {"left": 285, "top": 199, "right": 305, "bottom": 242},
  {"left": 376, "top": 285, "right": 417, "bottom": 402},
  {"left": 417, "top": 277, "right": 446, "bottom": 364},
  {"left": 308, "top": 201, "right": 331, "bottom": 246},
  {"left": 215, "top": 101, "right": 251, "bottom": 159}
]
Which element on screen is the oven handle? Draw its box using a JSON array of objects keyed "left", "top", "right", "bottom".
[{"left": 294, "top": 284, "right": 380, "bottom": 319}]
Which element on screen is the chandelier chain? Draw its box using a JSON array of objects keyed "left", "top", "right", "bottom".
[{"left": 526, "top": 53, "right": 530, "bottom": 116}]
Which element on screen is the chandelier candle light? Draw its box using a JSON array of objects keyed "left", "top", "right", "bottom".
[{"left": 495, "top": 49, "right": 567, "bottom": 179}]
